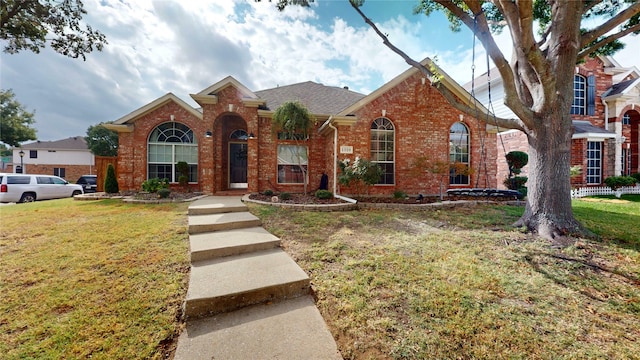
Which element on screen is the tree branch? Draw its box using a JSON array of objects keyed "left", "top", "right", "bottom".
[
  {"left": 580, "top": 2, "right": 640, "bottom": 47},
  {"left": 349, "top": 1, "right": 524, "bottom": 131},
  {"left": 577, "top": 22, "right": 640, "bottom": 60}
]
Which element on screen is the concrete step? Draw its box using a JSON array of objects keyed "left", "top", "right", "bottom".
[
  {"left": 184, "top": 248, "right": 310, "bottom": 319},
  {"left": 175, "top": 295, "right": 342, "bottom": 360},
  {"left": 190, "top": 226, "right": 280, "bottom": 262},
  {"left": 188, "top": 196, "right": 247, "bottom": 216},
  {"left": 188, "top": 212, "right": 261, "bottom": 234}
]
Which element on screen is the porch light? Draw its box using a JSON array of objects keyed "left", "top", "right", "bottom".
[
  {"left": 248, "top": 132, "right": 256, "bottom": 139},
  {"left": 205, "top": 130, "right": 212, "bottom": 138}
]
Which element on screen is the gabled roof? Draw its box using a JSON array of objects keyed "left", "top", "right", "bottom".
[
  {"left": 255, "top": 81, "right": 365, "bottom": 115},
  {"left": 602, "top": 77, "right": 640, "bottom": 99},
  {"left": 338, "top": 58, "right": 490, "bottom": 117},
  {"left": 113, "top": 93, "right": 202, "bottom": 126},
  {"left": 19, "top": 137, "right": 88, "bottom": 151},
  {"left": 191, "top": 76, "right": 265, "bottom": 107}
]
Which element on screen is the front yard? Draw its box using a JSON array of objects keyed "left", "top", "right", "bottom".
[{"left": 0, "top": 195, "right": 638, "bottom": 359}]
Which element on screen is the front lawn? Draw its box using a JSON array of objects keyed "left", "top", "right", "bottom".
[
  {"left": 250, "top": 197, "right": 640, "bottom": 359},
  {"left": 0, "top": 199, "right": 190, "bottom": 359}
]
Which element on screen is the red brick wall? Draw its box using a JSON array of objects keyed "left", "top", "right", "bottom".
[
  {"left": 337, "top": 71, "right": 497, "bottom": 196},
  {"left": 116, "top": 101, "right": 205, "bottom": 192},
  {"left": 573, "top": 57, "right": 612, "bottom": 128},
  {"left": 19, "top": 164, "right": 91, "bottom": 183}
]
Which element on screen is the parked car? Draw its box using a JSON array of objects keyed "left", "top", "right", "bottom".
[
  {"left": 0, "top": 173, "right": 84, "bottom": 203},
  {"left": 76, "top": 174, "right": 97, "bottom": 193}
]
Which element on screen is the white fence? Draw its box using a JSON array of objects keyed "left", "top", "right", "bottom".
[{"left": 571, "top": 185, "right": 640, "bottom": 198}]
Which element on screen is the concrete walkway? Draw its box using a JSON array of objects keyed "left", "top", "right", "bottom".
[{"left": 174, "top": 196, "right": 342, "bottom": 359}]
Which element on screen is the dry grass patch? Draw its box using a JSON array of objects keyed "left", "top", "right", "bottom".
[
  {"left": 248, "top": 203, "right": 640, "bottom": 359},
  {"left": 0, "top": 199, "right": 190, "bottom": 359}
]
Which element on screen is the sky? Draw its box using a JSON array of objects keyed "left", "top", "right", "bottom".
[{"left": 1, "top": 0, "right": 639, "bottom": 143}]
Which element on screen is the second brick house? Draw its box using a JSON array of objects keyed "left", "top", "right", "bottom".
[{"left": 106, "top": 59, "right": 498, "bottom": 196}]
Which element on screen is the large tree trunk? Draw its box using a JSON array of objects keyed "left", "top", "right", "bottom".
[{"left": 515, "top": 110, "right": 586, "bottom": 239}]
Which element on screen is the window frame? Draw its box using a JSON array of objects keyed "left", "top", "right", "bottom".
[
  {"left": 571, "top": 74, "right": 586, "bottom": 115},
  {"left": 277, "top": 144, "right": 308, "bottom": 184},
  {"left": 449, "top": 122, "right": 471, "bottom": 186},
  {"left": 586, "top": 140, "right": 602, "bottom": 185},
  {"left": 370, "top": 117, "right": 395, "bottom": 185},
  {"left": 147, "top": 122, "right": 198, "bottom": 183}
]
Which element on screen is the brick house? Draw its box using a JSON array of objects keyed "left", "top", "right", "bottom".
[
  {"left": 9, "top": 137, "right": 95, "bottom": 181},
  {"left": 106, "top": 59, "right": 498, "bottom": 196},
  {"left": 469, "top": 56, "right": 640, "bottom": 188}
]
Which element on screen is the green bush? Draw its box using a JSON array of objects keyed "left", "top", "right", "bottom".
[
  {"left": 503, "top": 176, "right": 528, "bottom": 191},
  {"left": 176, "top": 161, "right": 189, "bottom": 189},
  {"left": 263, "top": 189, "right": 274, "bottom": 196},
  {"left": 393, "top": 190, "right": 407, "bottom": 199},
  {"left": 604, "top": 176, "right": 637, "bottom": 190},
  {"left": 631, "top": 173, "right": 640, "bottom": 183},
  {"left": 279, "top": 192, "right": 291, "bottom": 201},
  {"left": 505, "top": 151, "right": 528, "bottom": 175},
  {"left": 157, "top": 188, "right": 171, "bottom": 199},
  {"left": 142, "top": 178, "right": 169, "bottom": 193},
  {"left": 315, "top": 189, "right": 333, "bottom": 199},
  {"left": 104, "top": 163, "right": 119, "bottom": 194}
]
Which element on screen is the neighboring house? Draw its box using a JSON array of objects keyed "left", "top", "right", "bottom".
[
  {"left": 105, "top": 59, "right": 499, "bottom": 196},
  {"left": 468, "top": 56, "right": 640, "bottom": 188},
  {"left": 11, "top": 137, "right": 95, "bottom": 181}
]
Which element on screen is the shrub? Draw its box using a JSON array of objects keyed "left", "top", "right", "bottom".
[
  {"left": 176, "top": 161, "right": 189, "bottom": 189},
  {"left": 632, "top": 173, "right": 640, "bottom": 183},
  {"left": 393, "top": 190, "right": 407, "bottom": 199},
  {"left": 142, "top": 178, "right": 169, "bottom": 193},
  {"left": 157, "top": 188, "right": 171, "bottom": 199},
  {"left": 503, "top": 176, "right": 528, "bottom": 190},
  {"left": 279, "top": 192, "right": 291, "bottom": 201},
  {"left": 505, "top": 151, "right": 528, "bottom": 175},
  {"left": 338, "top": 157, "right": 383, "bottom": 195},
  {"left": 263, "top": 189, "right": 274, "bottom": 196},
  {"left": 604, "top": 176, "right": 637, "bottom": 190},
  {"left": 315, "top": 189, "right": 332, "bottom": 199},
  {"left": 104, "top": 163, "right": 119, "bottom": 194}
]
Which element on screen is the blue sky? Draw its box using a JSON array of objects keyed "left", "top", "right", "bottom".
[{"left": 1, "top": 0, "right": 639, "bottom": 142}]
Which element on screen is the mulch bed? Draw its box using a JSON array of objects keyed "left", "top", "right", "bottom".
[{"left": 249, "top": 193, "right": 347, "bottom": 204}]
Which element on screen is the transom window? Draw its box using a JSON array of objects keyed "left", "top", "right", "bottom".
[
  {"left": 449, "top": 122, "right": 470, "bottom": 185},
  {"left": 370, "top": 118, "right": 395, "bottom": 185},
  {"left": 148, "top": 122, "right": 198, "bottom": 182},
  {"left": 277, "top": 145, "right": 307, "bottom": 184},
  {"left": 571, "top": 75, "right": 586, "bottom": 115},
  {"left": 230, "top": 129, "right": 248, "bottom": 140},
  {"left": 586, "top": 141, "right": 602, "bottom": 184},
  {"left": 622, "top": 113, "right": 630, "bottom": 125}
]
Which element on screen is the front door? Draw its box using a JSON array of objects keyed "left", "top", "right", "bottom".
[{"left": 229, "top": 142, "right": 248, "bottom": 189}]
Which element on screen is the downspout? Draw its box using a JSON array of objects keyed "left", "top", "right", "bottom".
[
  {"left": 328, "top": 119, "right": 338, "bottom": 195},
  {"left": 602, "top": 98, "right": 609, "bottom": 131}
]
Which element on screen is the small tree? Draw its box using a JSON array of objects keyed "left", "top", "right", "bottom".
[
  {"left": 504, "top": 151, "right": 529, "bottom": 195},
  {"left": 0, "top": 89, "right": 37, "bottom": 147},
  {"left": 86, "top": 123, "right": 118, "bottom": 157},
  {"left": 104, "top": 163, "right": 119, "bottom": 194},
  {"left": 272, "top": 101, "right": 313, "bottom": 193},
  {"left": 176, "top": 161, "right": 189, "bottom": 191},
  {"left": 338, "top": 157, "right": 382, "bottom": 195},
  {"left": 411, "top": 156, "right": 450, "bottom": 200}
]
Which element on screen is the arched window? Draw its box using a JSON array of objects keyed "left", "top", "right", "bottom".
[
  {"left": 148, "top": 122, "right": 198, "bottom": 182},
  {"left": 449, "top": 122, "right": 470, "bottom": 185},
  {"left": 230, "top": 129, "right": 248, "bottom": 140},
  {"left": 370, "top": 117, "right": 394, "bottom": 185}
]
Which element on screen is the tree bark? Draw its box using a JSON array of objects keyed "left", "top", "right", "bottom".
[{"left": 515, "top": 110, "right": 586, "bottom": 239}]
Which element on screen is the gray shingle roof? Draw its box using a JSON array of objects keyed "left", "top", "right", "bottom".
[
  {"left": 19, "top": 137, "right": 88, "bottom": 151},
  {"left": 572, "top": 120, "right": 614, "bottom": 135},
  {"left": 602, "top": 78, "right": 638, "bottom": 97},
  {"left": 255, "top": 81, "right": 365, "bottom": 115}
]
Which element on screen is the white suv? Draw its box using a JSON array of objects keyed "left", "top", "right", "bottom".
[{"left": 0, "top": 173, "right": 84, "bottom": 203}]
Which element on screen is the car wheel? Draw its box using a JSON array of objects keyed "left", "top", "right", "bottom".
[
  {"left": 72, "top": 190, "right": 82, "bottom": 197},
  {"left": 20, "top": 193, "right": 36, "bottom": 203}
]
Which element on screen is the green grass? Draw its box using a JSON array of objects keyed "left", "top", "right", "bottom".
[
  {"left": 0, "top": 199, "right": 190, "bottom": 359},
  {"left": 249, "top": 198, "right": 640, "bottom": 359}
]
